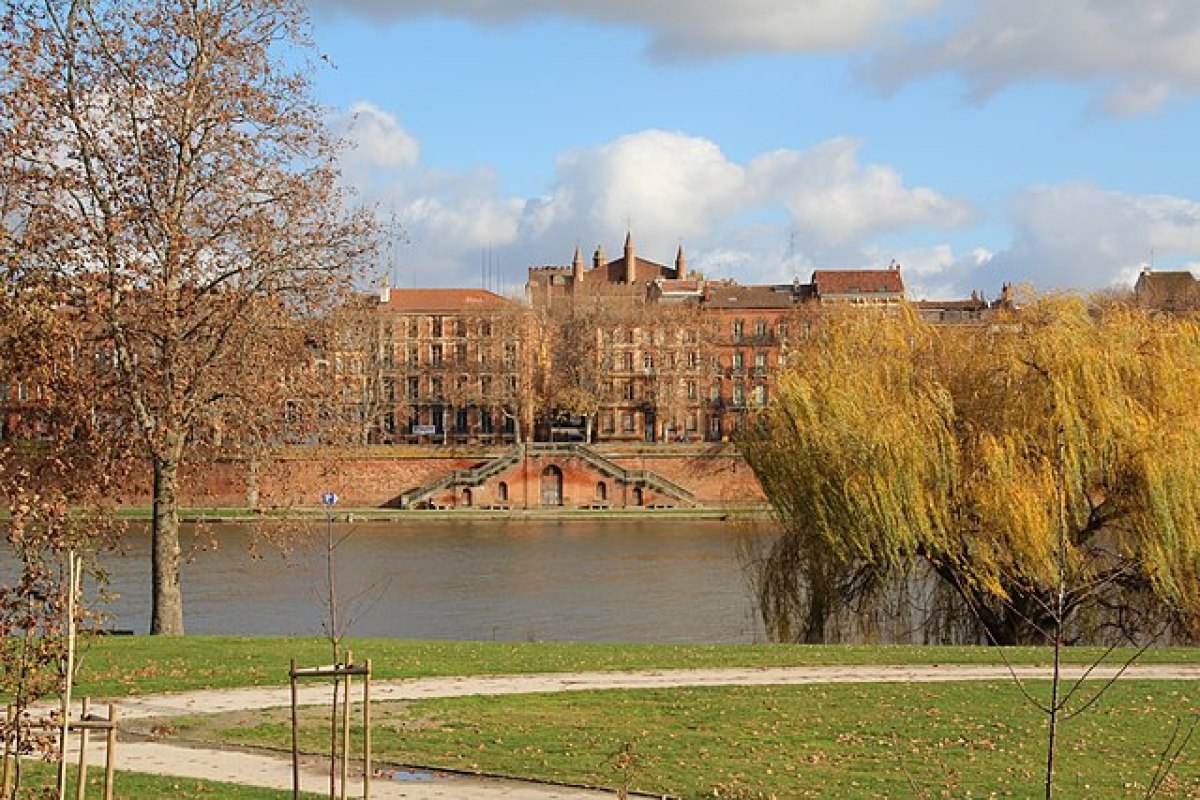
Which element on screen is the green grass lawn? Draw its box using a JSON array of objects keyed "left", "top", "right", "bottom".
[
  {"left": 154, "top": 679, "right": 1200, "bottom": 799},
  {"left": 74, "top": 635, "right": 1200, "bottom": 697}
]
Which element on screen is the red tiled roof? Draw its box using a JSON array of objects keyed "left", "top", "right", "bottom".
[
  {"left": 915, "top": 299, "right": 988, "bottom": 311},
  {"left": 655, "top": 280, "right": 702, "bottom": 293},
  {"left": 705, "top": 284, "right": 802, "bottom": 309},
  {"left": 380, "top": 288, "right": 510, "bottom": 312},
  {"left": 812, "top": 269, "right": 904, "bottom": 295}
]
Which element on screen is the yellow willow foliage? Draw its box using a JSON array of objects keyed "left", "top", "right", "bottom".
[
  {"left": 743, "top": 298, "right": 1200, "bottom": 616},
  {"left": 751, "top": 308, "right": 956, "bottom": 567}
]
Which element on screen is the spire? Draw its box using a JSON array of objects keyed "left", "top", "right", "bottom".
[
  {"left": 593, "top": 244, "right": 607, "bottom": 270},
  {"left": 674, "top": 243, "right": 687, "bottom": 279},
  {"left": 624, "top": 230, "right": 636, "bottom": 284},
  {"left": 572, "top": 245, "right": 584, "bottom": 283}
]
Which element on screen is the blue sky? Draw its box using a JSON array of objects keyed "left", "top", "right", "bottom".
[{"left": 305, "top": 1, "right": 1200, "bottom": 299}]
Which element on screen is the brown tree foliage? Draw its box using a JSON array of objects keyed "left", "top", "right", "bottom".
[
  {"left": 742, "top": 297, "right": 1200, "bottom": 645},
  {"left": 1, "top": 0, "right": 374, "bottom": 633},
  {"left": 0, "top": 267, "right": 129, "bottom": 788}
]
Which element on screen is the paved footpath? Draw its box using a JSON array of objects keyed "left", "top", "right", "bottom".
[{"left": 71, "top": 663, "right": 1200, "bottom": 799}]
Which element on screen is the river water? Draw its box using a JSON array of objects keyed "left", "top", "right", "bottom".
[{"left": 92, "top": 518, "right": 773, "bottom": 643}]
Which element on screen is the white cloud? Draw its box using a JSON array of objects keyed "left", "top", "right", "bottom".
[
  {"left": 747, "top": 139, "right": 974, "bottom": 245},
  {"left": 986, "top": 182, "right": 1200, "bottom": 290},
  {"left": 308, "top": 0, "right": 930, "bottom": 55},
  {"left": 312, "top": 1, "right": 1200, "bottom": 112},
  {"left": 867, "top": 1, "right": 1200, "bottom": 113},
  {"left": 333, "top": 103, "right": 419, "bottom": 179},
  {"left": 331, "top": 116, "right": 975, "bottom": 291}
]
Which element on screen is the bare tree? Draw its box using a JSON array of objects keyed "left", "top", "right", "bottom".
[{"left": 1, "top": 0, "right": 374, "bottom": 633}]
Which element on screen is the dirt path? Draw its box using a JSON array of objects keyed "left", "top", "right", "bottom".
[{"left": 83, "top": 663, "right": 1200, "bottom": 799}]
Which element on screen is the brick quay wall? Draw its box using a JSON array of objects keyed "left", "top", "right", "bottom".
[{"left": 114, "top": 444, "right": 767, "bottom": 509}]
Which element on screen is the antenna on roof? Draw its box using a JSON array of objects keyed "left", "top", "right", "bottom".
[{"left": 788, "top": 230, "right": 797, "bottom": 282}]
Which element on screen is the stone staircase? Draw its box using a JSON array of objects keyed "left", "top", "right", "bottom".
[
  {"left": 528, "top": 443, "right": 697, "bottom": 507},
  {"left": 398, "top": 443, "right": 697, "bottom": 509},
  {"left": 398, "top": 447, "right": 522, "bottom": 508}
]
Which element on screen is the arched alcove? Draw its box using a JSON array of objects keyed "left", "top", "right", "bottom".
[{"left": 541, "top": 465, "right": 563, "bottom": 507}]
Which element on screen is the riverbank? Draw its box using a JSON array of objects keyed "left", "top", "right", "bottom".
[{"left": 112, "top": 504, "right": 772, "bottom": 524}]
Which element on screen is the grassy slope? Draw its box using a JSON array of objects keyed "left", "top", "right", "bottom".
[{"left": 75, "top": 635, "right": 1200, "bottom": 697}]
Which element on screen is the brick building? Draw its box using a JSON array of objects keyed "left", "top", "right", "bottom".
[
  {"left": 325, "top": 285, "right": 527, "bottom": 444},
  {"left": 524, "top": 233, "right": 911, "bottom": 443}
]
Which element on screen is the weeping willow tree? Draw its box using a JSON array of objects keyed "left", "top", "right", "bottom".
[{"left": 741, "top": 296, "right": 1200, "bottom": 645}]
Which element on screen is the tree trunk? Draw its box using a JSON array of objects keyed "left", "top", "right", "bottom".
[{"left": 151, "top": 454, "right": 185, "bottom": 635}]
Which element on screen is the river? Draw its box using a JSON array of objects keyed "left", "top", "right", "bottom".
[{"left": 91, "top": 518, "right": 773, "bottom": 643}]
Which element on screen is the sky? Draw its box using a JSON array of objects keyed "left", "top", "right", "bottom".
[{"left": 304, "top": 0, "right": 1200, "bottom": 300}]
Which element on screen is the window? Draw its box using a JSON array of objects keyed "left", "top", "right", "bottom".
[
  {"left": 622, "top": 382, "right": 635, "bottom": 401},
  {"left": 432, "top": 316, "right": 443, "bottom": 337},
  {"left": 755, "top": 352, "right": 767, "bottom": 372},
  {"left": 777, "top": 321, "right": 789, "bottom": 338},
  {"left": 383, "top": 378, "right": 396, "bottom": 402},
  {"left": 686, "top": 412, "right": 697, "bottom": 431},
  {"left": 407, "top": 346, "right": 419, "bottom": 366},
  {"left": 732, "top": 351, "right": 744, "bottom": 371},
  {"left": 686, "top": 381, "right": 697, "bottom": 400},
  {"left": 752, "top": 384, "right": 767, "bottom": 406},
  {"left": 430, "top": 344, "right": 443, "bottom": 366},
  {"left": 407, "top": 318, "right": 419, "bottom": 338},
  {"left": 481, "top": 375, "right": 492, "bottom": 395},
  {"left": 622, "top": 352, "right": 634, "bottom": 371},
  {"left": 602, "top": 413, "right": 614, "bottom": 433},
  {"left": 755, "top": 318, "right": 768, "bottom": 337},
  {"left": 732, "top": 319, "right": 744, "bottom": 342},
  {"left": 732, "top": 383, "right": 745, "bottom": 405},
  {"left": 643, "top": 353, "right": 654, "bottom": 371},
  {"left": 455, "top": 408, "right": 469, "bottom": 432},
  {"left": 688, "top": 351, "right": 700, "bottom": 369},
  {"left": 498, "top": 481, "right": 509, "bottom": 502},
  {"left": 622, "top": 412, "right": 635, "bottom": 432},
  {"left": 457, "top": 318, "right": 468, "bottom": 337},
  {"left": 504, "top": 343, "right": 517, "bottom": 365},
  {"left": 710, "top": 383, "right": 721, "bottom": 401},
  {"left": 407, "top": 377, "right": 420, "bottom": 398}
]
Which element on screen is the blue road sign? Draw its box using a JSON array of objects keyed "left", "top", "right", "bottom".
[{"left": 321, "top": 491, "right": 338, "bottom": 507}]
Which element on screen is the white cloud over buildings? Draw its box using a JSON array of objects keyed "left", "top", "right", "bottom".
[
  {"left": 334, "top": 110, "right": 989, "bottom": 294},
  {"left": 986, "top": 183, "right": 1200, "bottom": 289}
]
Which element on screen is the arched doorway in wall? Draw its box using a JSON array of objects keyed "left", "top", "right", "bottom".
[
  {"left": 541, "top": 465, "right": 563, "bottom": 507},
  {"left": 596, "top": 481, "right": 608, "bottom": 503},
  {"left": 632, "top": 487, "right": 644, "bottom": 507},
  {"left": 462, "top": 488, "right": 473, "bottom": 507},
  {"left": 497, "top": 482, "right": 509, "bottom": 504}
]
